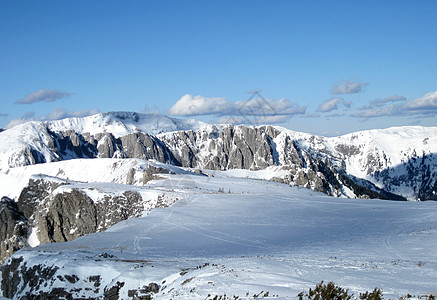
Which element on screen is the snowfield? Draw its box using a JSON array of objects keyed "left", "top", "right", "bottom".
[{"left": 4, "top": 172, "right": 437, "bottom": 299}]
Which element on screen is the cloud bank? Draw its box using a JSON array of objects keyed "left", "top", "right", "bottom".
[
  {"left": 16, "top": 89, "right": 72, "bottom": 104},
  {"left": 169, "top": 94, "right": 307, "bottom": 124},
  {"left": 332, "top": 80, "right": 369, "bottom": 95},
  {"left": 354, "top": 91, "right": 437, "bottom": 118},
  {"left": 317, "top": 97, "right": 351, "bottom": 112}
]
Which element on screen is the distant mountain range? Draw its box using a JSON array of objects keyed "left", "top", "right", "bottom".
[{"left": 1, "top": 112, "right": 436, "bottom": 201}]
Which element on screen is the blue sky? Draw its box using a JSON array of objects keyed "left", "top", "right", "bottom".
[{"left": 1, "top": 1, "right": 436, "bottom": 136}]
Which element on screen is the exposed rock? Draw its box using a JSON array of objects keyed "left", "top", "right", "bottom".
[
  {"left": 22, "top": 183, "right": 151, "bottom": 245},
  {"left": 0, "top": 171, "right": 176, "bottom": 263},
  {"left": 50, "top": 129, "right": 97, "bottom": 159},
  {"left": 0, "top": 198, "right": 28, "bottom": 264},
  {"left": 96, "top": 132, "right": 123, "bottom": 158},
  {"left": 141, "top": 165, "right": 170, "bottom": 184},
  {"left": 0, "top": 256, "right": 59, "bottom": 299},
  {"left": 41, "top": 189, "right": 98, "bottom": 243},
  {"left": 119, "top": 132, "right": 172, "bottom": 163},
  {"left": 0, "top": 256, "right": 24, "bottom": 298},
  {"left": 104, "top": 281, "right": 125, "bottom": 300}
]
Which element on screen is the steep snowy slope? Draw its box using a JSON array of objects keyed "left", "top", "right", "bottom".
[
  {"left": 286, "top": 126, "right": 437, "bottom": 200},
  {"left": 2, "top": 174, "right": 436, "bottom": 299}
]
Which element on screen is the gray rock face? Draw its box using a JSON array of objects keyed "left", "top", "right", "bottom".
[
  {"left": 0, "top": 197, "right": 28, "bottom": 264},
  {"left": 119, "top": 132, "right": 173, "bottom": 163},
  {"left": 18, "top": 178, "right": 149, "bottom": 245},
  {"left": 0, "top": 166, "right": 177, "bottom": 263},
  {"left": 41, "top": 189, "right": 98, "bottom": 244},
  {"left": 160, "top": 125, "right": 400, "bottom": 200},
  {"left": 160, "top": 125, "right": 283, "bottom": 170}
]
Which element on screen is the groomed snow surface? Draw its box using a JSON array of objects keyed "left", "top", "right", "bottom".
[{"left": 6, "top": 171, "right": 437, "bottom": 299}]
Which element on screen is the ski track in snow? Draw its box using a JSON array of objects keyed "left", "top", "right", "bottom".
[
  {"left": 383, "top": 224, "right": 409, "bottom": 261},
  {"left": 163, "top": 221, "right": 265, "bottom": 249}
]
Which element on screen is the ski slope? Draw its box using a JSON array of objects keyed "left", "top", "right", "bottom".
[{"left": 5, "top": 173, "right": 437, "bottom": 299}]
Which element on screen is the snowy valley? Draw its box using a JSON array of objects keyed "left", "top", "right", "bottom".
[{"left": 0, "top": 112, "right": 436, "bottom": 299}]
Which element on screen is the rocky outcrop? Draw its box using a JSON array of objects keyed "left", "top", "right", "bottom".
[
  {"left": 1, "top": 255, "right": 160, "bottom": 299},
  {"left": 1, "top": 256, "right": 60, "bottom": 299},
  {"left": 0, "top": 169, "right": 177, "bottom": 263},
  {"left": 0, "top": 197, "right": 29, "bottom": 264},
  {"left": 18, "top": 177, "right": 158, "bottom": 244}
]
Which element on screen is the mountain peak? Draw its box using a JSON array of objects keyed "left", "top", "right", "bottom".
[{"left": 45, "top": 111, "right": 207, "bottom": 137}]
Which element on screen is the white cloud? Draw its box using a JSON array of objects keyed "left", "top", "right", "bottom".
[
  {"left": 16, "top": 89, "right": 73, "bottom": 104},
  {"left": 353, "top": 90, "right": 437, "bottom": 118},
  {"left": 332, "top": 80, "right": 369, "bottom": 95},
  {"left": 235, "top": 97, "right": 306, "bottom": 116},
  {"left": 168, "top": 94, "right": 231, "bottom": 116},
  {"left": 370, "top": 95, "right": 406, "bottom": 107},
  {"left": 169, "top": 94, "right": 307, "bottom": 124},
  {"left": 404, "top": 91, "right": 437, "bottom": 111},
  {"left": 44, "top": 108, "right": 100, "bottom": 121},
  {"left": 352, "top": 104, "right": 401, "bottom": 118},
  {"left": 317, "top": 97, "right": 344, "bottom": 112},
  {"left": 299, "top": 113, "right": 321, "bottom": 118}
]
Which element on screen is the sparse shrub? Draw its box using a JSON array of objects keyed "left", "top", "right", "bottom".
[
  {"left": 298, "top": 281, "right": 353, "bottom": 300},
  {"left": 400, "top": 294, "right": 436, "bottom": 300},
  {"left": 360, "top": 288, "right": 383, "bottom": 300},
  {"left": 298, "top": 282, "right": 385, "bottom": 300}
]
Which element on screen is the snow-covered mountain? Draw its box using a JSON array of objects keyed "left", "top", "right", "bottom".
[
  {"left": 291, "top": 126, "right": 437, "bottom": 200},
  {"left": 1, "top": 112, "right": 437, "bottom": 299},
  {"left": 0, "top": 112, "right": 207, "bottom": 171},
  {"left": 0, "top": 112, "right": 435, "bottom": 201}
]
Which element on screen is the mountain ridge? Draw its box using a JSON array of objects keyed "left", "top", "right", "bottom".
[{"left": 1, "top": 112, "right": 436, "bottom": 201}]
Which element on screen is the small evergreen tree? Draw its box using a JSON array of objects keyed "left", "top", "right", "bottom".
[
  {"left": 360, "top": 288, "right": 383, "bottom": 300},
  {"left": 298, "top": 281, "right": 353, "bottom": 300}
]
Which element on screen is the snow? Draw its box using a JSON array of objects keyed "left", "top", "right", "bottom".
[
  {"left": 47, "top": 112, "right": 208, "bottom": 138},
  {"left": 205, "top": 166, "right": 292, "bottom": 181},
  {"left": 6, "top": 173, "right": 437, "bottom": 299},
  {"left": 1, "top": 115, "right": 437, "bottom": 298},
  {"left": 0, "top": 121, "right": 58, "bottom": 171},
  {"left": 0, "top": 158, "right": 190, "bottom": 200},
  {"left": 27, "top": 227, "right": 39, "bottom": 248}
]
